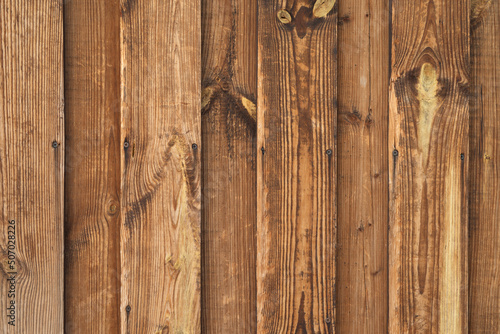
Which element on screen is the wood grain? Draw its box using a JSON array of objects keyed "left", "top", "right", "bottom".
[
  {"left": 64, "top": 0, "right": 121, "bottom": 332},
  {"left": 336, "top": 0, "right": 389, "bottom": 332},
  {"left": 388, "top": 0, "right": 469, "bottom": 332},
  {"left": 201, "top": 0, "right": 257, "bottom": 332},
  {"left": 120, "top": 0, "right": 201, "bottom": 332},
  {"left": 0, "top": 0, "right": 64, "bottom": 332},
  {"left": 469, "top": 0, "right": 500, "bottom": 332},
  {"left": 257, "top": 0, "right": 337, "bottom": 332}
]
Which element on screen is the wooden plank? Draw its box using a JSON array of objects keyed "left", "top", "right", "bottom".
[
  {"left": 0, "top": 0, "right": 64, "bottom": 332},
  {"left": 388, "top": 0, "right": 469, "bottom": 332},
  {"left": 63, "top": 0, "right": 121, "bottom": 332},
  {"left": 469, "top": 0, "right": 500, "bottom": 332},
  {"left": 336, "top": 0, "right": 389, "bottom": 332},
  {"left": 119, "top": 0, "right": 201, "bottom": 332},
  {"left": 257, "top": 0, "right": 337, "bottom": 332},
  {"left": 201, "top": 0, "right": 257, "bottom": 332}
]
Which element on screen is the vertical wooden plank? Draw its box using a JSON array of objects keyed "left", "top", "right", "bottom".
[
  {"left": 120, "top": 0, "right": 201, "bottom": 332},
  {"left": 336, "top": 0, "right": 389, "bottom": 332},
  {"left": 389, "top": 0, "right": 469, "bottom": 332},
  {"left": 257, "top": 0, "right": 337, "bottom": 332},
  {"left": 469, "top": 0, "right": 500, "bottom": 332},
  {"left": 201, "top": 0, "right": 257, "bottom": 332},
  {"left": 0, "top": 0, "right": 64, "bottom": 332},
  {"left": 64, "top": 0, "right": 121, "bottom": 332}
]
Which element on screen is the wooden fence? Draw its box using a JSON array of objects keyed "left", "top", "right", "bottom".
[{"left": 0, "top": 0, "right": 498, "bottom": 332}]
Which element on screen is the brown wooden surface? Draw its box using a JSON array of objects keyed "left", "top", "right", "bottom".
[
  {"left": 469, "top": 0, "right": 500, "bottom": 332},
  {"left": 120, "top": 0, "right": 201, "bottom": 332},
  {"left": 64, "top": 0, "right": 121, "bottom": 332},
  {"left": 389, "top": 0, "right": 469, "bottom": 332},
  {"left": 0, "top": 1, "right": 496, "bottom": 332},
  {"left": 0, "top": 0, "right": 64, "bottom": 332},
  {"left": 336, "top": 0, "right": 389, "bottom": 332},
  {"left": 257, "top": 0, "right": 337, "bottom": 332},
  {"left": 201, "top": 0, "right": 257, "bottom": 332}
]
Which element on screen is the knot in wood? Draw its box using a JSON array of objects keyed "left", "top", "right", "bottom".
[
  {"left": 313, "top": 0, "right": 336, "bottom": 18},
  {"left": 277, "top": 9, "right": 292, "bottom": 24}
]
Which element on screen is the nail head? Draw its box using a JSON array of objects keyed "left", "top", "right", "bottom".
[
  {"left": 52, "top": 141, "right": 59, "bottom": 148},
  {"left": 192, "top": 143, "right": 198, "bottom": 150},
  {"left": 326, "top": 149, "right": 332, "bottom": 156},
  {"left": 393, "top": 149, "right": 399, "bottom": 157},
  {"left": 124, "top": 141, "right": 129, "bottom": 149}
]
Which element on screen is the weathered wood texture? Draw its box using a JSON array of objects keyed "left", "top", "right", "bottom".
[
  {"left": 201, "top": 0, "right": 257, "bottom": 332},
  {"left": 1, "top": 1, "right": 496, "bottom": 332},
  {"left": 257, "top": 0, "right": 337, "bottom": 332},
  {"left": 469, "top": 0, "right": 500, "bottom": 332},
  {"left": 64, "top": 0, "right": 121, "bottom": 332},
  {"left": 389, "top": 0, "right": 469, "bottom": 333},
  {"left": 120, "top": 0, "right": 201, "bottom": 332},
  {"left": 0, "top": 0, "right": 64, "bottom": 332},
  {"left": 336, "top": 0, "right": 389, "bottom": 332}
]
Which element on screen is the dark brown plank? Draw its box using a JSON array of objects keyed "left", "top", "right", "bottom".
[
  {"left": 120, "top": 0, "right": 201, "bottom": 332},
  {"left": 336, "top": 0, "right": 389, "bottom": 332},
  {"left": 0, "top": 0, "right": 64, "bottom": 331},
  {"left": 257, "top": 0, "right": 337, "bottom": 332},
  {"left": 64, "top": 0, "right": 121, "bottom": 332},
  {"left": 469, "top": 0, "right": 500, "bottom": 332},
  {"left": 388, "top": 0, "right": 469, "bottom": 332},
  {"left": 201, "top": 0, "right": 257, "bottom": 332}
]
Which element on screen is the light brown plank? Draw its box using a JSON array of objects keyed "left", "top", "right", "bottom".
[
  {"left": 469, "top": 0, "right": 500, "bottom": 332},
  {"left": 0, "top": 0, "right": 64, "bottom": 331},
  {"left": 336, "top": 0, "right": 389, "bottom": 332},
  {"left": 64, "top": 0, "right": 121, "bottom": 332},
  {"left": 201, "top": 0, "right": 257, "bottom": 332},
  {"left": 119, "top": 0, "right": 201, "bottom": 332},
  {"left": 388, "top": 0, "right": 469, "bottom": 332},
  {"left": 257, "top": 0, "right": 337, "bottom": 332}
]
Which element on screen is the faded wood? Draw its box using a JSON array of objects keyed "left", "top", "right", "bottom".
[
  {"left": 64, "top": 0, "right": 121, "bottom": 332},
  {"left": 257, "top": 0, "right": 337, "bottom": 332},
  {"left": 336, "top": 0, "right": 389, "bottom": 332},
  {"left": 201, "top": 0, "right": 257, "bottom": 331},
  {"left": 0, "top": 0, "right": 64, "bottom": 332},
  {"left": 389, "top": 0, "right": 469, "bottom": 332},
  {"left": 469, "top": 0, "right": 500, "bottom": 332},
  {"left": 120, "top": 0, "right": 201, "bottom": 332}
]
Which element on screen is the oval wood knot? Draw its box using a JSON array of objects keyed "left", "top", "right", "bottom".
[
  {"left": 277, "top": 9, "right": 292, "bottom": 24},
  {"left": 313, "top": 0, "right": 336, "bottom": 18}
]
